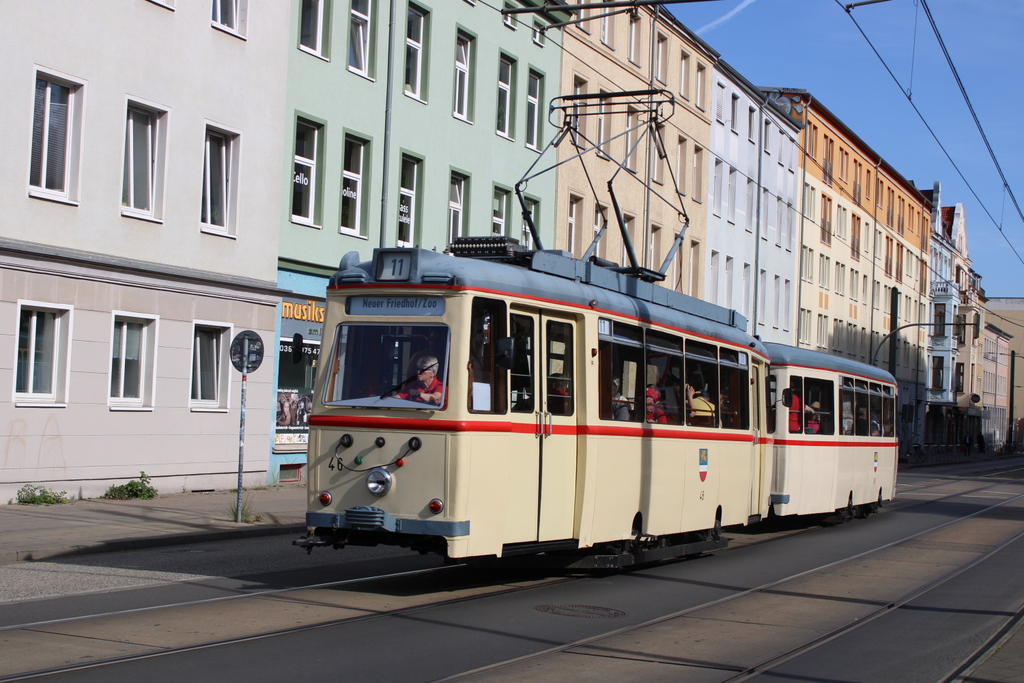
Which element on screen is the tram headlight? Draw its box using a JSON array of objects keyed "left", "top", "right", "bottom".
[{"left": 366, "top": 468, "right": 393, "bottom": 496}]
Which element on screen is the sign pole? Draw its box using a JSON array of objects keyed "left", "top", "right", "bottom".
[{"left": 236, "top": 337, "right": 248, "bottom": 523}]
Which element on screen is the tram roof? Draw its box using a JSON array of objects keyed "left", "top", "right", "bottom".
[
  {"left": 331, "top": 248, "right": 768, "bottom": 357},
  {"left": 763, "top": 342, "right": 896, "bottom": 384}
]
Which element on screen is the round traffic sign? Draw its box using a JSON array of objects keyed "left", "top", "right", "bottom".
[{"left": 230, "top": 330, "right": 265, "bottom": 373}]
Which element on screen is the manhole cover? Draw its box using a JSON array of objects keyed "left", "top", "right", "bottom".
[{"left": 534, "top": 604, "right": 626, "bottom": 619}]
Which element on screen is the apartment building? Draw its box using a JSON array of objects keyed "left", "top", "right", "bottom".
[
  {"left": 554, "top": 5, "right": 715, "bottom": 297},
  {"left": 270, "top": 0, "right": 571, "bottom": 479},
  {"left": 920, "top": 190, "right": 986, "bottom": 446},
  {"left": 0, "top": 1, "right": 291, "bottom": 501},
  {"left": 770, "top": 91, "right": 931, "bottom": 450},
  {"left": 982, "top": 322, "right": 1011, "bottom": 450},
  {"left": 703, "top": 64, "right": 802, "bottom": 343},
  {"left": 986, "top": 297, "right": 1024, "bottom": 448}
]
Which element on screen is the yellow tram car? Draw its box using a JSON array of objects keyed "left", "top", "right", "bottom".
[{"left": 297, "top": 240, "right": 897, "bottom": 566}]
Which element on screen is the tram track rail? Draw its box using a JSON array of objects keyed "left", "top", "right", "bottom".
[
  {"left": 433, "top": 479, "right": 1024, "bottom": 682},
  {"left": 4, "top": 463, "right": 1024, "bottom": 682}
]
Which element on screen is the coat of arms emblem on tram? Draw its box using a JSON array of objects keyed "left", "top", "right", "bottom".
[{"left": 699, "top": 449, "right": 709, "bottom": 482}]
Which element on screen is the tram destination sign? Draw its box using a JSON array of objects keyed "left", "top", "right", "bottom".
[{"left": 348, "top": 296, "right": 446, "bottom": 316}]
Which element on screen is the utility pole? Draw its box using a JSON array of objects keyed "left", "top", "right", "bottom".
[{"left": 1008, "top": 350, "right": 1016, "bottom": 451}]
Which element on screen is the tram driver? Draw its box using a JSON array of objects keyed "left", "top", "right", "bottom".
[{"left": 397, "top": 355, "right": 445, "bottom": 406}]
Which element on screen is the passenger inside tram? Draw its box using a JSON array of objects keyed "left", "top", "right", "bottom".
[
  {"left": 686, "top": 375, "right": 716, "bottom": 427},
  {"left": 610, "top": 378, "right": 632, "bottom": 420},
  {"left": 645, "top": 387, "right": 667, "bottom": 423}
]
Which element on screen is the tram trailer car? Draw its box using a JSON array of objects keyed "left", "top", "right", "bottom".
[
  {"left": 296, "top": 241, "right": 895, "bottom": 566},
  {"left": 763, "top": 343, "right": 898, "bottom": 520}
]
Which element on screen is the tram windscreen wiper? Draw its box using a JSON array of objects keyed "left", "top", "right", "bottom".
[{"left": 380, "top": 372, "right": 419, "bottom": 400}]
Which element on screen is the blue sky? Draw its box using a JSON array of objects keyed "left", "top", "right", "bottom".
[{"left": 669, "top": 0, "right": 1024, "bottom": 296}]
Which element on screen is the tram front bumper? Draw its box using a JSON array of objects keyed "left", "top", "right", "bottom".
[{"left": 306, "top": 506, "right": 470, "bottom": 537}]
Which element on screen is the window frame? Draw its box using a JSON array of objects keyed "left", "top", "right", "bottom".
[
  {"left": 14, "top": 301, "right": 73, "bottom": 406},
  {"left": 448, "top": 172, "right": 467, "bottom": 244},
  {"left": 496, "top": 55, "right": 515, "bottom": 139},
  {"left": 453, "top": 31, "right": 473, "bottom": 121},
  {"left": 29, "top": 71, "right": 85, "bottom": 205},
  {"left": 190, "top": 321, "right": 232, "bottom": 411},
  {"left": 340, "top": 134, "right": 369, "bottom": 237},
  {"left": 121, "top": 98, "right": 169, "bottom": 222},
  {"left": 291, "top": 117, "right": 323, "bottom": 228},
  {"left": 525, "top": 70, "right": 542, "bottom": 150},
  {"left": 349, "top": 0, "right": 372, "bottom": 77},
  {"left": 397, "top": 154, "right": 420, "bottom": 247},
  {"left": 404, "top": 5, "right": 427, "bottom": 99},
  {"left": 211, "top": 0, "right": 248, "bottom": 37},
  {"left": 109, "top": 312, "right": 159, "bottom": 410},
  {"left": 492, "top": 186, "right": 510, "bottom": 236},
  {"left": 299, "top": 0, "right": 328, "bottom": 57},
  {"left": 200, "top": 123, "right": 241, "bottom": 237}
]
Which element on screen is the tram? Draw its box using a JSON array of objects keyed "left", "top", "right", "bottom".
[{"left": 295, "top": 238, "right": 898, "bottom": 567}]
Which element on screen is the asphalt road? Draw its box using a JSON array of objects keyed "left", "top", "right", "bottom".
[{"left": 4, "top": 460, "right": 1024, "bottom": 682}]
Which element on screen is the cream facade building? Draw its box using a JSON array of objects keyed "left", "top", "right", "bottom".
[
  {"left": 0, "top": 1, "right": 290, "bottom": 501},
  {"left": 554, "top": 6, "right": 715, "bottom": 297},
  {"left": 771, "top": 92, "right": 932, "bottom": 450}
]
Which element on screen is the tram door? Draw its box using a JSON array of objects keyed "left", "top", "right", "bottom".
[
  {"left": 750, "top": 364, "right": 765, "bottom": 518},
  {"left": 510, "top": 309, "right": 578, "bottom": 542}
]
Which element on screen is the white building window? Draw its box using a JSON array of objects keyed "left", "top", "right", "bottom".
[
  {"left": 300, "top": 0, "right": 327, "bottom": 56},
  {"left": 655, "top": 35, "right": 667, "bottom": 83},
  {"left": 405, "top": 6, "right": 426, "bottom": 98},
  {"left": 568, "top": 195, "right": 582, "bottom": 257},
  {"left": 291, "top": 119, "right": 321, "bottom": 226},
  {"left": 200, "top": 125, "right": 239, "bottom": 234},
  {"left": 526, "top": 71, "right": 542, "bottom": 150},
  {"left": 597, "top": 94, "right": 609, "bottom": 158},
  {"left": 521, "top": 197, "right": 538, "bottom": 249},
  {"left": 496, "top": 56, "right": 514, "bottom": 138},
  {"left": 349, "top": 0, "right": 372, "bottom": 76},
  {"left": 532, "top": 21, "right": 545, "bottom": 46},
  {"left": 397, "top": 155, "right": 419, "bottom": 246},
  {"left": 122, "top": 102, "right": 167, "bottom": 220},
  {"left": 30, "top": 73, "right": 84, "bottom": 203},
  {"left": 340, "top": 135, "right": 366, "bottom": 236},
  {"left": 625, "top": 108, "right": 638, "bottom": 170},
  {"left": 448, "top": 173, "right": 466, "bottom": 244},
  {"left": 15, "top": 303, "right": 72, "bottom": 405},
  {"left": 628, "top": 15, "right": 640, "bottom": 64},
  {"left": 110, "top": 313, "right": 158, "bottom": 409},
  {"left": 679, "top": 51, "right": 690, "bottom": 100},
  {"left": 600, "top": 0, "right": 613, "bottom": 47},
  {"left": 212, "top": 0, "right": 247, "bottom": 36},
  {"left": 191, "top": 323, "right": 230, "bottom": 409},
  {"left": 695, "top": 63, "right": 706, "bottom": 110},
  {"left": 492, "top": 187, "right": 509, "bottom": 236},
  {"left": 453, "top": 32, "right": 472, "bottom": 120}
]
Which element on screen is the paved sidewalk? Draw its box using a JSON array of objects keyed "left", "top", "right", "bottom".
[{"left": 0, "top": 484, "right": 307, "bottom": 564}]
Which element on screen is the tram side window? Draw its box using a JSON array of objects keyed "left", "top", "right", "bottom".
[
  {"left": 803, "top": 377, "right": 834, "bottom": 435},
  {"left": 510, "top": 314, "right": 535, "bottom": 413},
  {"left": 766, "top": 374, "right": 777, "bottom": 434},
  {"left": 719, "top": 349, "right": 749, "bottom": 430},
  {"left": 644, "top": 330, "right": 684, "bottom": 425},
  {"left": 468, "top": 298, "right": 508, "bottom": 413},
  {"left": 788, "top": 376, "right": 804, "bottom": 434},
  {"left": 839, "top": 377, "right": 855, "bottom": 435},
  {"left": 598, "top": 320, "right": 643, "bottom": 421},
  {"left": 869, "top": 383, "right": 883, "bottom": 436},
  {"left": 854, "top": 380, "right": 869, "bottom": 436},
  {"left": 546, "top": 321, "right": 574, "bottom": 416},
  {"left": 685, "top": 340, "right": 718, "bottom": 428},
  {"left": 882, "top": 386, "right": 895, "bottom": 437}
]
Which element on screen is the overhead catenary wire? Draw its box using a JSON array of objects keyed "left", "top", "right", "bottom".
[{"left": 838, "top": 0, "right": 1024, "bottom": 270}]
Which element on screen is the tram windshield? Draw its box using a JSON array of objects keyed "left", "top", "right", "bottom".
[{"left": 322, "top": 324, "right": 450, "bottom": 409}]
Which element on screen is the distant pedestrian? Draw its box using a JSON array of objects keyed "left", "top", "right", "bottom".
[
  {"left": 965, "top": 433, "right": 973, "bottom": 458},
  {"left": 978, "top": 433, "right": 986, "bottom": 453}
]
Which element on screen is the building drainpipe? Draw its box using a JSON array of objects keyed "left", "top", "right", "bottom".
[
  {"left": 794, "top": 95, "right": 812, "bottom": 346},
  {"left": 751, "top": 100, "right": 765, "bottom": 332},
  {"left": 868, "top": 158, "right": 881, "bottom": 354},
  {"left": 378, "top": 0, "right": 399, "bottom": 248},
  {"left": 642, "top": 5, "right": 661, "bottom": 269}
]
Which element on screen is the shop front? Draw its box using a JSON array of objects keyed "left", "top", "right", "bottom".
[{"left": 271, "top": 295, "right": 325, "bottom": 482}]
